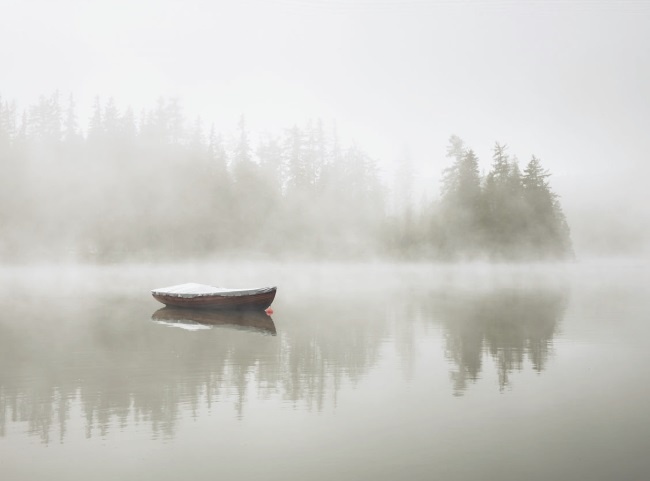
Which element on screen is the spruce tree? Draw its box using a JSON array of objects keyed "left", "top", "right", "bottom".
[
  {"left": 522, "top": 156, "right": 571, "bottom": 258},
  {"left": 440, "top": 136, "right": 483, "bottom": 257}
]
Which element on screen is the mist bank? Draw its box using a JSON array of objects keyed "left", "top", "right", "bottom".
[{"left": 1, "top": 93, "right": 574, "bottom": 263}]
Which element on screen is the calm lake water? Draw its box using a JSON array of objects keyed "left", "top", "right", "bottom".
[{"left": 1, "top": 261, "right": 649, "bottom": 480}]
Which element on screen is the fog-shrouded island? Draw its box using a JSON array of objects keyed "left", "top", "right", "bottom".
[{"left": 0, "top": 93, "right": 572, "bottom": 262}]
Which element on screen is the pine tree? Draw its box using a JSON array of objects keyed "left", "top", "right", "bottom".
[
  {"left": 483, "top": 142, "right": 513, "bottom": 257},
  {"left": 63, "top": 94, "right": 81, "bottom": 144},
  {"left": 28, "top": 93, "right": 62, "bottom": 144},
  {"left": 87, "top": 96, "right": 103, "bottom": 143},
  {"left": 522, "top": 156, "right": 571, "bottom": 258},
  {"left": 256, "top": 133, "right": 282, "bottom": 195},
  {"left": 0, "top": 97, "right": 17, "bottom": 149},
  {"left": 441, "top": 138, "right": 481, "bottom": 207},
  {"left": 233, "top": 115, "right": 254, "bottom": 184},
  {"left": 439, "top": 137, "right": 484, "bottom": 256},
  {"left": 208, "top": 126, "right": 229, "bottom": 179},
  {"left": 491, "top": 142, "right": 510, "bottom": 183},
  {"left": 118, "top": 107, "right": 137, "bottom": 146},
  {"left": 440, "top": 134, "right": 465, "bottom": 200},
  {"left": 103, "top": 98, "right": 119, "bottom": 139},
  {"left": 285, "top": 125, "right": 307, "bottom": 194}
]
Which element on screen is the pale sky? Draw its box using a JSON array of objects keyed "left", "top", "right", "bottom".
[{"left": 2, "top": 0, "right": 649, "bottom": 252}]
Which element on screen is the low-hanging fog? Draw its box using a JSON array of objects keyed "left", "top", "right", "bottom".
[
  {"left": 1, "top": 0, "right": 649, "bottom": 262},
  {"left": 3, "top": 5, "right": 650, "bottom": 480}
]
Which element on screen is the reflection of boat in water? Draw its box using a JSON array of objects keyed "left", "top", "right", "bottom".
[
  {"left": 151, "top": 283, "right": 276, "bottom": 310},
  {"left": 151, "top": 307, "right": 277, "bottom": 335}
]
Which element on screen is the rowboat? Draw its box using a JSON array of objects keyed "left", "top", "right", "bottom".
[
  {"left": 151, "top": 283, "right": 276, "bottom": 310},
  {"left": 151, "top": 307, "right": 276, "bottom": 335}
]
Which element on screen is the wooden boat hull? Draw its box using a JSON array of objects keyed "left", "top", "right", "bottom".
[{"left": 152, "top": 287, "right": 276, "bottom": 311}]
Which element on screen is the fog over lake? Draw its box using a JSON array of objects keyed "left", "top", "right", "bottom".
[{"left": 1, "top": 0, "right": 649, "bottom": 480}]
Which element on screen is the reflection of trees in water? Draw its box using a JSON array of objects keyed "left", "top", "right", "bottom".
[
  {"left": 0, "top": 281, "right": 567, "bottom": 443},
  {"left": 0, "top": 292, "right": 392, "bottom": 444},
  {"left": 276, "top": 300, "right": 390, "bottom": 412},
  {"left": 425, "top": 288, "right": 567, "bottom": 395}
]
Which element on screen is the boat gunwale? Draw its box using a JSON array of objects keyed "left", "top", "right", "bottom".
[{"left": 151, "top": 284, "right": 276, "bottom": 299}]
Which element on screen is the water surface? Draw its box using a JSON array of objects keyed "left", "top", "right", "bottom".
[{"left": 1, "top": 261, "right": 648, "bottom": 480}]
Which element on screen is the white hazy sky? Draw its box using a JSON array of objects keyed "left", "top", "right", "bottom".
[{"left": 2, "top": 0, "right": 649, "bottom": 251}]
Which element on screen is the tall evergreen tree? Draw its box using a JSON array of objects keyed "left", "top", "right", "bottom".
[
  {"left": 87, "top": 96, "right": 103, "bottom": 143},
  {"left": 63, "top": 94, "right": 80, "bottom": 144},
  {"left": 0, "top": 97, "right": 17, "bottom": 147},
  {"left": 256, "top": 133, "right": 282, "bottom": 195},
  {"left": 440, "top": 134, "right": 465, "bottom": 199},
  {"left": 439, "top": 137, "right": 483, "bottom": 257},
  {"left": 28, "top": 92, "right": 62, "bottom": 144},
  {"left": 103, "top": 98, "right": 120, "bottom": 139},
  {"left": 233, "top": 115, "right": 254, "bottom": 184},
  {"left": 118, "top": 107, "right": 137, "bottom": 146},
  {"left": 483, "top": 142, "right": 513, "bottom": 256},
  {"left": 521, "top": 156, "right": 572, "bottom": 258},
  {"left": 490, "top": 142, "right": 510, "bottom": 183},
  {"left": 285, "top": 125, "right": 306, "bottom": 194}
]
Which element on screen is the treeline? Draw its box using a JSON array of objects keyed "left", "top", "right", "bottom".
[
  {"left": 398, "top": 135, "right": 573, "bottom": 260},
  {"left": 0, "top": 93, "right": 572, "bottom": 261}
]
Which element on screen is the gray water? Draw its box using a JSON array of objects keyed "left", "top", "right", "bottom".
[{"left": 1, "top": 261, "right": 649, "bottom": 481}]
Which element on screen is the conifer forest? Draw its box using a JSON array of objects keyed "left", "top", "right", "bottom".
[{"left": 0, "top": 93, "right": 572, "bottom": 262}]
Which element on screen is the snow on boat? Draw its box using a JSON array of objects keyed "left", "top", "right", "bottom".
[
  {"left": 151, "top": 283, "right": 276, "bottom": 310},
  {"left": 151, "top": 307, "right": 276, "bottom": 335}
]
